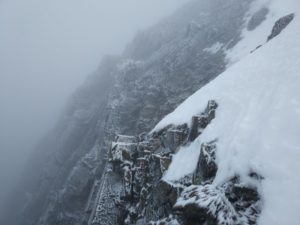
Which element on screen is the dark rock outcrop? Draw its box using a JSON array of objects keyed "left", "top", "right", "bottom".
[
  {"left": 174, "top": 181, "right": 261, "bottom": 225},
  {"left": 189, "top": 100, "right": 218, "bottom": 142},
  {"left": 250, "top": 13, "right": 294, "bottom": 53},
  {"left": 104, "top": 100, "right": 262, "bottom": 225},
  {"left": 97, "top": 101, "right": 217, "bottom": 225},
  {"left": 267, "top": 13, "right": 294, "bottom": 41},
  {"left": 193, "top": 140, "right": 218, "bottom": 183}
]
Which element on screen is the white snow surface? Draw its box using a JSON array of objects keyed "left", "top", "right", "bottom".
[
  {"left": 157, "top": 0, "right": 300, "bottom": 224},
  {"left": 226, "top": 0, "right": 298, "bottom": 65}
]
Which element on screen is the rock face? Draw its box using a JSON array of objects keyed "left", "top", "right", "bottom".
[
  {"left": 106, "top": 100, "right": 262, "bottom": 225},
  {"left": 2, "top": 1, "right": 256, "bottom": 225},
  {"left": 193, "top": 140, "right": 218, "bottom": 183},
  {"left": 267, "top": 13, "right": 294, "bottom": 41},
  {"left": 174, "top": 180, "right": 261, "bottom": 225},
  {"left": 250, "top": 13, "right": 294, "bottom": 54}
]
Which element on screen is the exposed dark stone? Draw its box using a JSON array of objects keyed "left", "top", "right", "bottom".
[
  {"left": 193, "top": 140, "right": 218, "bottom": 183},
  {"left": 249, "top": 171, "right": 264, "bottom": 180},
  {"left": 267, "top": 13, "right": 294, "bottom": 41},
  {"left": 160, "top": 124, "right": 189, "bottom": 152},
  {"left": 105, "top": 101, "right": 220, "bottom": 225},
  {"left": 102, "top": 96, "right": 263, "bottom": 225},
  {"left": 188, "top": 116, "right": 201, "bottom": 142},
  {"left": 175, "top": 182, "right": 261, "bottom": 225},
  {"left": 250, "top": 45, "right": 262, "bottom": 54},
  {"left": 188, "top": 100, "right": 218, "bottom": 142},
  {"left": 175, "top": 203, "right": 217, "bottom": 225}
]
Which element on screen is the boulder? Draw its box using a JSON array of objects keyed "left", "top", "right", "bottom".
[{"left": 267, "top": 13, "right": 294, "bottom": 41}]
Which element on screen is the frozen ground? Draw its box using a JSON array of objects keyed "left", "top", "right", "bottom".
[{"left": 155, "top": 0, "right": 300, "bottom": 224}]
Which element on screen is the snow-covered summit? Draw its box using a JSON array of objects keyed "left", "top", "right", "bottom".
[{"left": 154, "top": 0, "right": 300, "bottom": 224}]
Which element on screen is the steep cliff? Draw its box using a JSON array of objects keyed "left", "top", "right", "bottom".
[
  {"left": 2, "top": 0, "right": 287, "bottom": 225},
  {"left": 99, "top": 1, "right": 300, "bottom": 224}
]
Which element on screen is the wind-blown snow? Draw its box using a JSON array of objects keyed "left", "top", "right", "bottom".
[{"left": 155, "top": 0, "right": 300, "bottom": 224}]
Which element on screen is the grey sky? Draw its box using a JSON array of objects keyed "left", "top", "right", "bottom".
[{"left": 0, "top": 0, "right": 187, "bottom": 207}]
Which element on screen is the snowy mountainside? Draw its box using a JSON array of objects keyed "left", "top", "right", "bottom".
[
  {"left": 153, "top": 0, "right": 300, "bottom": 224},
  {"left": 1, "top": 1, "right": 255, "bottom": 225},
  {"left": 3, "top": 0, "right": 298, "bottom": 224},
  {"left": 105, "top": 0, "right": 300, "bottom": 225}
]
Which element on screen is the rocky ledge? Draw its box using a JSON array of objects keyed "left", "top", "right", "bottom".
[{"left": 93, "top": 100, "right": 262, "bottom": 225}]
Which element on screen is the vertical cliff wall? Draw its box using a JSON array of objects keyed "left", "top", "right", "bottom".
[{"left": 2, "top": 1, "right": 257, "bottom": 224}]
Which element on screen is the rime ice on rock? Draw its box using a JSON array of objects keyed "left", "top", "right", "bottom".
[{"left": 106, "top": 98, "right": 264, "bottom": 225}]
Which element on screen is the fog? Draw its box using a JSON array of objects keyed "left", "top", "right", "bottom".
[{"left": 0, "top": 0, "right": 187, "bottom": 209}]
